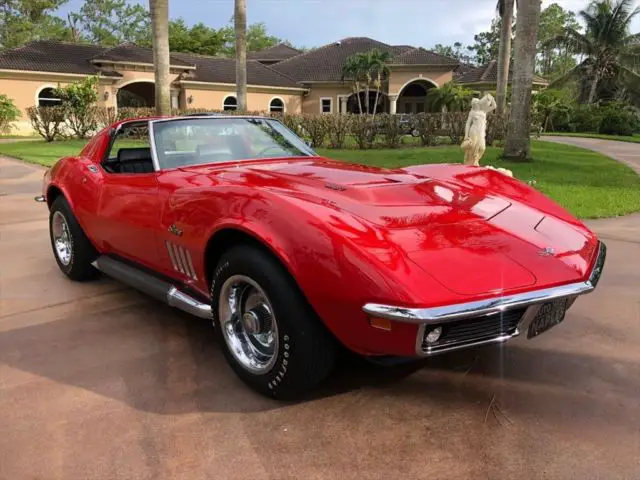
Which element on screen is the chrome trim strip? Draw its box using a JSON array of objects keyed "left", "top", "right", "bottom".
[
  {"left": 185, "top": 250, "right": 197, "bottom": 280},
  {"left": 165, "top": 241, "right": 180, "bottom": 271},
  {"left": 364, "top": 241, "right": 606, "bottom": 325},
  {"left": 167, "top": 287, "right": 212, "bottom": 319},
  {"left": 148, "top": 120, "right": 161, "bottom": 172},
  {"left": 177, "top": 247, "right": 192, "bottom": 278}
]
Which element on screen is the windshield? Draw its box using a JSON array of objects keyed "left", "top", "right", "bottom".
[{"left": 151, "top": 117, "right": 315, "bottom": 170}]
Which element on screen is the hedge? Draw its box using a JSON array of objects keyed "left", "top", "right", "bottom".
[{"left": 26, "top": 107, "right": 509, "bottom": 149}]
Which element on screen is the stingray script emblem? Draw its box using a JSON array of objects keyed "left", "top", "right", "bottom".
[{"left": 538, "top": 247, "right": 555, "bottom": 257}]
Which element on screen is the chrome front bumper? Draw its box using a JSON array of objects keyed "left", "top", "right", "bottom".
[{"left": 363, "top": 242, "right": 607, "bottom": 357}]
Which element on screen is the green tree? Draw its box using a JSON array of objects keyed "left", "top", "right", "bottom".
[
  {"left": 537, "top": 3, "right": 581, "bottom": 78},
  {"left": 550, "top": 0, "right": 640, "bottom": 105},
  {"left": 0, "top": 0, "right": 74, "bottom": 49},
  {"left": 432, "top": 42, "right": 475, "bottom": 63},
  {"left": 469, "top": 18, "right": 503, "bottom": 64},
  {"left": 72, "top": 0, "right": 150, "bottom": 45},
  {"left": 221, "top": 22, "right": 281, "bottom": 55},
  {"left": 138, "top": 19, "right": 230, "bottom": 56},
  {"left": 0, "top": 94, "right": 21, "bottom": 134}
]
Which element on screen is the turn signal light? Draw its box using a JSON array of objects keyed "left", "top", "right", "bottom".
[{"left": 369, "top": 317, "right": 392, "bottom": 331}]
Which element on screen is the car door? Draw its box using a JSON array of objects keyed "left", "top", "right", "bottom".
[{"left": 93, "top": 122, "right": 162, "bottom": 269}]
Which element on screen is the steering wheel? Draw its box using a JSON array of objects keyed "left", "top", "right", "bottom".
[{"left": 256, "top": 146, "right": 285, "bottom": 157}]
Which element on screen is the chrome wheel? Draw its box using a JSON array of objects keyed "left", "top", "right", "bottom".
[
  {"left": 218, "top": 275, "right": 278, "bottom": 375},
  {"left": 51, "top": 211, "right": 72, "bottom": 266}
]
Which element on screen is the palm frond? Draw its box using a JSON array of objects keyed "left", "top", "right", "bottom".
[{"left": 547, "top": 62, "right": 588, "bottom": 89}]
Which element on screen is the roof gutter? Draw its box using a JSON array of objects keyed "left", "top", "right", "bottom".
[
  {"left": 90, "top": 59, "right": 196, "bottom": 71},
  {"left": 179, "top": 80, "right": 308, "bottom": 92}
]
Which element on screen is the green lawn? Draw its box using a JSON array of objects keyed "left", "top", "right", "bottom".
[
  {"left": 542, "top": 132, "right": 640, "bottom": 144},
  {"left": 1, "top": 138, "right": 639, "bottom": 219}
]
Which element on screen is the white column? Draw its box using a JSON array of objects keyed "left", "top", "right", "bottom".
[
  {"left": 340, "top": 96, "right": 348, "bottom": 114},
  {"left": 389, "top": 94, "right": 398, "bottom": 115}
]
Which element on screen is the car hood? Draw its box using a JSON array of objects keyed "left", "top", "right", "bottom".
[{"left": 182, "top": 157, "right": 599, "bottom": 295}]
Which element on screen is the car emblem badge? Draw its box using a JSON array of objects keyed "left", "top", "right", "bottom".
[
  {"left": 538, "top": 247, "right": 555, "bottom": 257},
  {"left": 168, "top": 224, "right": 183, "bottom": 237}
]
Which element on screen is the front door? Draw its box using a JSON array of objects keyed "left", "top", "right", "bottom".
[{"left": 94, "top": 122, "right": 162, "bottom": 268}]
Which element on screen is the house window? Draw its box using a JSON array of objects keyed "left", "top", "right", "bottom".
[
  {"left": 269, "top": 97, "right": 285, "bottom": 113},
  {"left": 38, "top": 87, "right": 62, "bottom": 107},
  {"left": 223, "top": 95, "right": 237, "bottom": 111},
  {"left": 320, "top": 97, "right": 332, "bottom": 114}
]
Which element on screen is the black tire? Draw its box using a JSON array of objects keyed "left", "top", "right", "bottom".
[
  {"left": 211, "top": 245, "right": 338, "bottom": 399},
  {"left": 49, "top": 196, "right": 99, "bottom": 281}
]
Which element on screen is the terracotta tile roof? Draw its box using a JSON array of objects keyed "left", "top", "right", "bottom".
[
  {"left": 0, "top": 40, "right": 120, "bottom": 76},
  {"left": 271, "top": 37, "right": 455, "bottom": 83},
  {"left": 456, "top": 60, "right": 549, "bottom": 85},
  {"left": 247, "top": 43, "right": 301, "bottom": 61},
  {"left": 93, "top": 43, "right": 194, "bottom": 67},
  {"left": 388, "top": 47, "right": 459, "bottom": 66},
  {"left": 173, "top": 53, "right": 301, "bottom": 88}
]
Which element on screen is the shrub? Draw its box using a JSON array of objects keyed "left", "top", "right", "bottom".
[
  {"left": 300, "top": 114, "right": 329, "bottom": 147},
  {"left": 326, "top": 114, "right": 351, "bottom": 149},
  {"left": 569, "top": 104, "right": 603, "bottom": 132},
  {"left": 278, "top": 113, "right": 304, "bottom": 136},
  {"left": 376, "top": 114, "right": 403, "bottom": 148},
  {"left": 444, "top": 112, "right": 466, "bottom": 145},
  {"left": 486, "top": 113, "right": 507, "bottom": 146},
  {"left": 0, "top": 94, "right": 20, "bottom": 134},
  {"left": 350, "top": 114, "right": 376, "bottom": 149},
  {"left": 410, "top": 113, "right": 440, "bottom": 146},
  {"left": 598, "top": 103, "right": 639, "bottom": 136},
  {"left": 27, "top": 106, "right": 65, "bottom": 142},
  {"left": 54, "top": 76, "right": 100, "bottom": 138}
]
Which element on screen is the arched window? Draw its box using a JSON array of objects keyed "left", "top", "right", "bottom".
[
  {"left": 223, "top": 95, "right": 237, "bottom": 111},
  {"left": 269, "top": 97, "right": 285, "bottom": 113},
  {"left": 38, "top": 87, "right": 62, "bottom": 107}
]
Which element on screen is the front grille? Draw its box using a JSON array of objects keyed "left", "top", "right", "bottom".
[{"left": 421, "top": 308, "right": 526, "bottom": 353}]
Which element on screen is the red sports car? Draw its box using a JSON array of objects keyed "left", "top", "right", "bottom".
[{"left": 38, "top": 115, "right": 606, "bottom": 399}]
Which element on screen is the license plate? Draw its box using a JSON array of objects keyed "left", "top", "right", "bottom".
[{"left": 527, "top": 299, "right": 568, "bottom": 339}]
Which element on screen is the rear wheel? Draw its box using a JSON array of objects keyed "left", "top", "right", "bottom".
[
  {"left": 49, "top": 196, "right": 99, "bottom": 281},
  {"left": 211, "top": 245, "right": 337, "bottom": 399}
]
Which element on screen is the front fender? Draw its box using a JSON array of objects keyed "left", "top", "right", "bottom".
[{"left": 202, "top": 191, "right": 444, "bottom": 356}]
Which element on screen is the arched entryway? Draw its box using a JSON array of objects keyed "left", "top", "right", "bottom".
[
  {"left": 346, "top": 91, "right": 389, "bottom": 114},
  {"left": 117, "top": 81, "right": 155, "bottom": 108},
  {"left": 395, "top": 79, "right": 437, "bottom": 114}
]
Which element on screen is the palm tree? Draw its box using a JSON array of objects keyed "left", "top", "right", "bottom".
[
  {"left": 550, "top": 0, "right": 640, "bottom": 105},
  {"left": 235, "top": 0, "right": 247, "bottom": 112},
  {"left": 503, "top": 0, "right": 542, "bottom": 161},
  {"left": 425, "top": 82, "right": 474, "bottom": 112},
  {"left": 149, "top": 0, "right": 170, "bottom": 115},
  {"left": 341, "top": 54, "right": 367, "bottom": 114},
  {"left": 496, "top": 0, "right": 515, "bottom": 115},
  {"left": 368, "top": 49, "right": 391, "bottom": 115}
]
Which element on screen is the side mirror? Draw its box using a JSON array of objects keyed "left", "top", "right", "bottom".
[{"left": 305, "top": 140, "right": 313, "bottom": 148}]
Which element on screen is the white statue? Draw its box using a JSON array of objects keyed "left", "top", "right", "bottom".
[{"left": 461, "top": 94, "right": 496, "bottom": 166}]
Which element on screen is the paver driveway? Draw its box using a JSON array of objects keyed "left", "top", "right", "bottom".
[{"left": 1, "top": 154, "right": 639, "bottom": 479}]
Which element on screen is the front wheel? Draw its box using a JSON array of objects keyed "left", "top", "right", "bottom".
[
  {"left": 49, "top": 196, "right": 99, "bottom": 281},
  {"left": 211, "top": 245, "right": 337, "bottom": 399}
]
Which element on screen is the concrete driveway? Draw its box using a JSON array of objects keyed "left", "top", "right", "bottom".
[
  {"left": 1, "top": 155, "right": 639, "bottom": 479},
  {"left": 541, "top": 135, "right": 640, "bottom": 174}
]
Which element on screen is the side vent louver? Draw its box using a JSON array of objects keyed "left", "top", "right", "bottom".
[{"left": 165, "top": 241, "right": 198, "bottom": 280}]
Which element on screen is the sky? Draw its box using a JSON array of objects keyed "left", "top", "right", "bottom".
[{"left": 57, "top": 0, "right": 640, "bottom": 50}]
